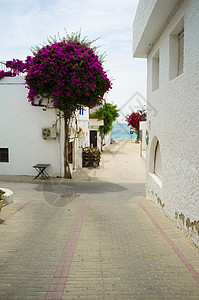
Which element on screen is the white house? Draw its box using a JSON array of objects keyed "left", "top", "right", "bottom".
[
  {"left": 133, "top": 0, "right": 199, "bottom": 247},
  {"left": 0, "top": 71, "right": 111, "bottom": 177},
  {"left": 0, "top": 75, "right": 90, "bottom": 177}
]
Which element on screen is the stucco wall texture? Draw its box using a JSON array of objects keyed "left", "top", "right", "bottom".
[
  {"left": 133, "top": 0, "right": 157, "bottom": 54},
  {"left": 0, "top": 76, "right": 65, "bottom": 177},
  {"left": 137, "top": 0, "right": 199, "bottom": 247}
]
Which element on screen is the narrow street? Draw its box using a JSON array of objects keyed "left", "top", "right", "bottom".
[{"left": 0, "top": 141, "right": 199, "bottom": 300}]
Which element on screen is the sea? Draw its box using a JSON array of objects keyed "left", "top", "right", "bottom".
[{"left": 112, "top": 123, "right": 137, "bottom": 141}]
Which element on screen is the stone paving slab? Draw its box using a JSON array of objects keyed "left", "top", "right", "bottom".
[
  {"left": 62, "top": 199, "right": 199, "bottom": 300},
  {"left": 0, "top": 141, "right": 198, "bottom": 300}
]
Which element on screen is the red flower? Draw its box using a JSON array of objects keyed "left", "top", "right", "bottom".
[{"left": 125, "top": 110, "right": 146, "bottom": 131}]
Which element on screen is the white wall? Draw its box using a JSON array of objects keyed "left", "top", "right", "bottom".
[
  {"left": 73, "top": 108, "right": 90, "bottom": 170},
  {"left": 133, "top": 0, "right": 181, "bottom": 57},
  {"left": 139, "top": 121, "right": 147, "bottom": 159},
  {"left": 103, "top": 131, "right": 112, "bottom": 151},
  {"left": 0, "top": 76, "right": 65, "bottom": 177},
  {"left": 144, "top": 0, "right": 199, "bottom": 247},
  {"left": 140, "top": 121, "right": 147, "bottom": 150},
  {"left": 0, "top": 76, "right": 91, "bottom": 176},
  {"left": 77, "top": 107, "right": 89, "bottom": 148}
]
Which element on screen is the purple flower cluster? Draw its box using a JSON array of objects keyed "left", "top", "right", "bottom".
[
  {"left": 27, "top": 41, "right": 112, "bottom": 111},
  {"left": 0, "top": 59, "right": 30, "bottom": 79},
  {"left": 6, "top": 59, "right": 29, "bottom": 74},
  {"left": 2, "top": 41, "right": 112, "bottom": 114},
  {"left": 0, "top": 70, "right": 16, "bottom": 79}
]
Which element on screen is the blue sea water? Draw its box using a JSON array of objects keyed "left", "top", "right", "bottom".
[{"left": 112, "top": 123, "right": 137, "bottom": 140}]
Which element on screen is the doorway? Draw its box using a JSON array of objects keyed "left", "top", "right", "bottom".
[{"left": 90, "top": 130, "right": 97, "bottom": 148}]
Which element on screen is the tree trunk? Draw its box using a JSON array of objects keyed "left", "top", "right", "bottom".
[
  {"left": 135, "top": 129, "right": 139, "bottom": 143},
  {"left": 64, "top": 116, "right": 72, "bottom": 179}
]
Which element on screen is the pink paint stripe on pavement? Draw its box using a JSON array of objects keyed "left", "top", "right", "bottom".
[
  {"left": 2, "top": 199, "right": 34, "bottom": 221},
  {"left": 45, "top": 202, "right": 87, "bottom": 300},
  {"left": 139, "top": 202, "right": 199, "bottom": 284}
]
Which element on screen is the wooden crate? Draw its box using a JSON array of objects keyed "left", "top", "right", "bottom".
[{"left": 82, "top": 147, "right": 101, "bottom": 167}]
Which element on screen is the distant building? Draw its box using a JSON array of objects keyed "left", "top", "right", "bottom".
[
  {"left": 89, "top": 107, "right": 104, "bottom": 149},
  {"left": 89, "top": 107, "right": 112, "bottom": 151},
  {"left": 133, "top": 0, "right": 199, "bottom": 247}
]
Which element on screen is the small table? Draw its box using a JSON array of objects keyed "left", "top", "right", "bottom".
[{"left": 33, "top": 164, "right": 50, "bottom": 180}]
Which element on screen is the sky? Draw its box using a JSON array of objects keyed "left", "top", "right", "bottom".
[{"left": 0, "top": 0, "right": 147, "bottom": 122}]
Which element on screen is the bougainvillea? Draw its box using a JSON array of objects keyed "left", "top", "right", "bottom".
[
  {"left": 0, "top": 70, "right": 15, "bottom": 80},
  {"left": 0, "top": 59, "right": 28, "bottom": 79},
  {"left": 1, "top": 33, "right": 112, "bottom": 178},
  {"left": 125, "top": 110, "right": 146, "bottom": 142},
  {"left": 125, "top": 110, "right": 146, "bottom": 131},
  {"left": 1, "top": 41, "right": 112, "bottom": 117}
]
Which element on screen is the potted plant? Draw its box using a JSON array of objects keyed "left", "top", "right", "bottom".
[{"left": 0, "top": 189, "right": 5, "bottom": 212}]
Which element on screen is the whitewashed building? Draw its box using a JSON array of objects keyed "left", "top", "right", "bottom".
[
  {"left": 139, "top": 120, "right": 147, "bottom": 159},
  {"left": 0, "top": 72, "right": 111, "bottom": 177},
  {"left": 0, "top": 75, "right": 90, "bottom": 177},
  {"left": 133, "top": 0, "right": 199, "bottom": 247}
]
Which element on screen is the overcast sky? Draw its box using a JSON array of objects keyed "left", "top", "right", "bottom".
[{"left": 0, "top": 0, "right": 147, "bottom": 122}]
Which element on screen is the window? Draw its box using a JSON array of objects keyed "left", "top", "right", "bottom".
[
  {"left": 169, "top": 17, "right": 184, "bottom": 80},
  {"left": 79, "top": 109, "right": 84, "bottom": 115},
  {"left": 177, "top": 30, "right": 184, "bottom": 76},
  {"left": 154, "top": 141, "right": 162, "bottom": 179},
  {"left": 152, "top": 50, "right": 159, "bottom": 91},
  {"left": 0, "top": 148, "right": 9, "bottom": 162},
  {"left": 149, "top": 137, "right": 162, "bottom": 187}
]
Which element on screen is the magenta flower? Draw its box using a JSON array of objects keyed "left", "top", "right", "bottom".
[{"left": 1, "top": 40, "right": 112, "bottom": 114}]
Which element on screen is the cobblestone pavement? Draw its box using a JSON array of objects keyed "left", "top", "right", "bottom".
[{"left": 0, "top": 141, "right": 199, "bottom": 300}]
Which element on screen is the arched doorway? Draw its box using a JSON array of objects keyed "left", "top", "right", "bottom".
[
  {"left": 149, "top": 137, "right": 162, "bottom": 179},
  {"left": 154, "top": 141, "right": 162, "bottom": 179}
]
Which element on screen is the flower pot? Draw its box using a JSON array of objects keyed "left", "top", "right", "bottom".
[{"left": 0, "top": 188, "right": 14, "bottom": 204}]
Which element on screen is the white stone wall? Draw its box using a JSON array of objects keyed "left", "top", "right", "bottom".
[
  {"left": 133, "top": 0, "right": 182, "bottom": 57},
  {"left": 77, "top": 108, "right": 89, "bottom": 148},
  {"left": 0, "top": 76, "right": 65, "bottom": 177},
  {"left": 0, "top": 76, "right": 89, "bottom": 177},
  {"left": 139, "top": 121, "right": 147, "bottom": 159},
  {"left": 144, "top": 0, "right": 199, "bottom": 247},
  {"left": 103, "top": 131, "right": 112, "bottom": 151},
  {"left": 133, "top": 0, "right": 157, "bottom": 55}
]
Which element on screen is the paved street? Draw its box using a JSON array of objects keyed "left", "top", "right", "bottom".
[{"left": 0, "top": 141, "right": 199, "bottom": 300}]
